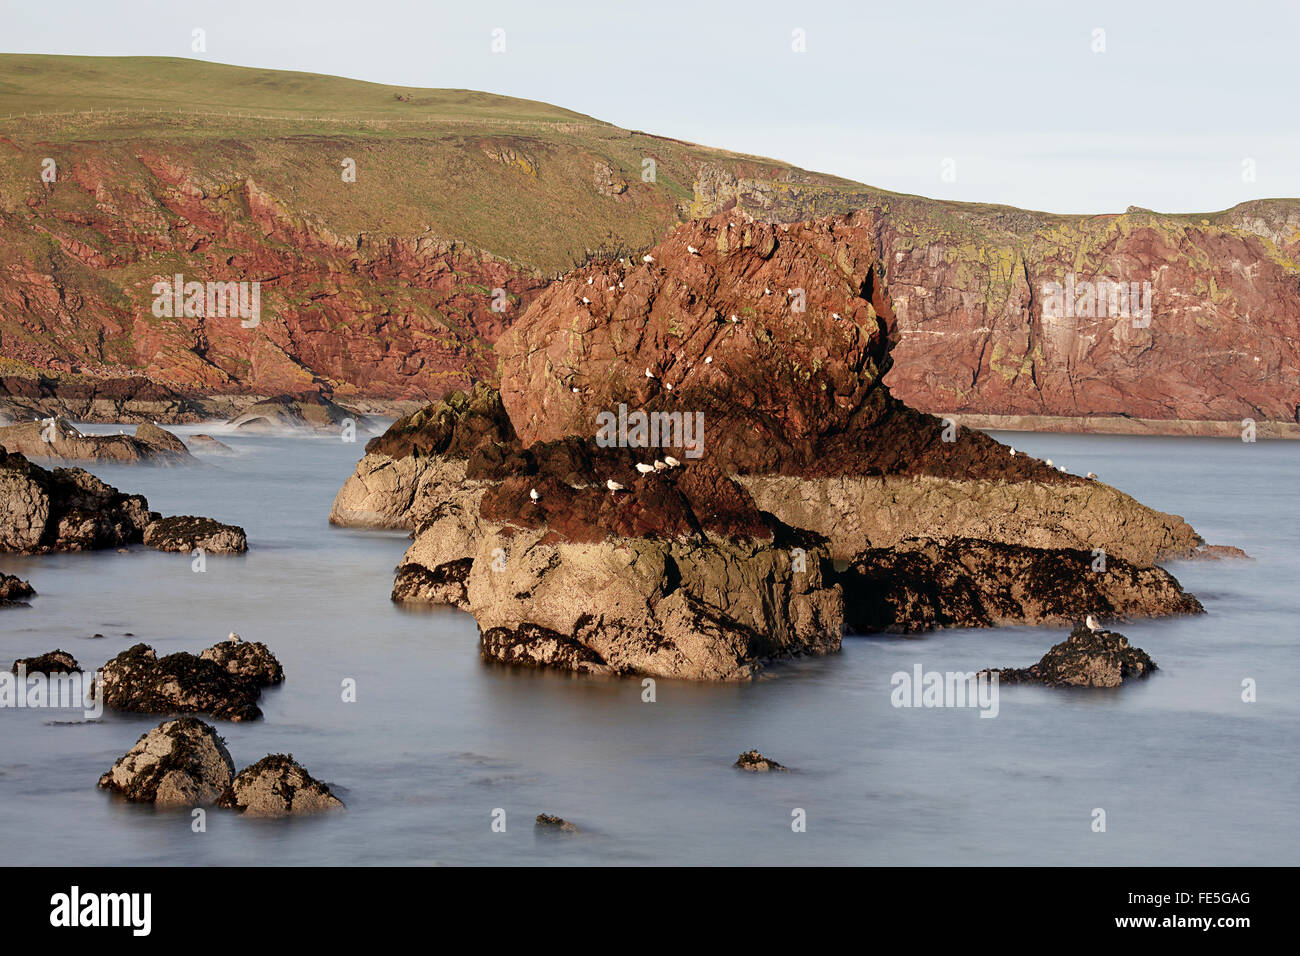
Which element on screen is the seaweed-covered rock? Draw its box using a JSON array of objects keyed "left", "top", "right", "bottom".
[
  {"left": 199, "top": 637, "right": 284, "bottom": 686},
  {"left": 97, "top": 717, "right": 236, "bottom": 807},
  {"left": 535, "top": 813, "right": 578, "bottom": 832},
  {"left": 95, "top": 643, "right": 263, "bottom": 721},
  {"left": 12, "top": 649, "right": 79, "bottom": 673},
  {"left": 986, "top": 625, "right": 1157, "bottom": 688},
  {"left": 0, "top": 448, "right": 155, "bottom": 553},
  {"left": 734, "top": 750, "right": 787, "bottom": 772},
  {"left": 217, "top": 754, "right": 344, "bottom": 816},
  {"left": 392, "top": 558, "right": 473, "bottom": 608},
  {"left": 842, "top": 537, "right": 1203, "bottom": 633},
  {"left": 0, "top": 572, "right": 35, "bottom": 606},
  {"left": 143, "top": 515, "right": 247, "bottom": 554}
]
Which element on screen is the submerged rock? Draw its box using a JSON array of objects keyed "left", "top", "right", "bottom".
[
  {"left": 95, "top": 643, "right": 264, "bottom": 721},
  {"left": 734, "top": 750, "right": 788, "bottom": 772},
  {"left": 199, "top": 637, "right": 284, "bottom": 686},
  {"left": 98, "top": 717, "right": 236, "bottom": 807},
  {"left": 187, "top": 433, "right": 237, "bottom": 456},
  {"left": 0, "top": 573, "right": 35, "bottom": 606},
  {"left": 842, "top": 537, "right": 1203, "bottom": 633},
  {"left": 217, "top": 754, "right": 344, "bottom": 816},
  {"left": 986, "top": 625, "right": 1157, "bottom": 688},
  {"left": 143, "top": 515, "right": 247, "bottom": 554},
  {"left": 535, "top": 813, "right": 578, "bottom": 832},
  {"left": 12, "top": 649, "right": 79, "bottom": 673}
]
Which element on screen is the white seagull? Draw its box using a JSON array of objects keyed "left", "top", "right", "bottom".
[
  {"left": 582, "top": 297, "right": 590, "bottom": 304},
  {"left": 645, "top": 368, "right": 656, "bottom": 379},
  {"left": 704, "top": 356, "right": 712, "bottom": 364},
  {"left": 529, "top": 488, "right": 540, "bottom": 503},
  {"left": 1057, "top": 465, "right": 1066, "bottom": 472},
  {"left": 228, "top": 632, "right": 242, "bottom": 643},
  {"left": 606, "top": 479, "right": 625, "bottom": 492},
  {"left": 642, "top": 254, "right": 655, "bottom": 264},
  {"left": 663, "top": 456, "right": 681, "bottom": 468},
  {"left": 729, "top": 314, "right": 739, "bottom": 323},
  {"left": 635, "top": 463, "right": 655, "bottom": 475},
  {"left": 687, "top": 245, "right": 699, "bottom": 255},
  {"left": 1009, "top": 448, "right": 1016, "bottom": 456},
  {"left": 571, "top": 386, "right": 580, "bottom": 394},
  {"left": 653, "top": 460, "right": 667, "bottom": 472},
  {"left": 664, "top": 382, "right": 673, "bottom": 391},
  {"left": 832, "top": 312, "right": 841, "bottom": 320},
  {"left": 1045, "top": 458, "right": 1054, "bottom": 467},
  {"left": 1085, "top": 615, "right": 1105, "bottom": 634},
  {"left": 587, "top": 277, "right": 594, "bottom": 285},
  {"left": 1086, "top": 472, "right": 1098, "bottom": 480}
]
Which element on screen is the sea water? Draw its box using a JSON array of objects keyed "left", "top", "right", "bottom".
[{"left": 1, "top": 426, "right": 1296, "bottom": 865}]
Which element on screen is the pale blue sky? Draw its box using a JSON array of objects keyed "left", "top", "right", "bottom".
[{"left": 3, "top": 0, "right": 1295, "bottom": 213}]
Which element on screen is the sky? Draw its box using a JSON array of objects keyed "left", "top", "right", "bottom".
[{"left": 2, "top": 0, "right": 1296, "bottom": 214}]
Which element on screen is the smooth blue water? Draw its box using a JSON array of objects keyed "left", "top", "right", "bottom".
[{"left": 1, "top": 426, "right": 1296, "bottom": 865}]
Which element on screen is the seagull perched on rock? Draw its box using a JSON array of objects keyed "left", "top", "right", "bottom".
[
  {"left": 832, "top": 312, "right": 841, "bottom": 320},
  {"left": 1045, "top": 458, "right": 1054, "bottom": 467},
  {"left": 1085, "top": 615, "right": 1105, "bottom": 634},
  {"left": 704, "top": 356, "right": 712, "bottom": 364},
  {"left": 687, "top": 245, "right": 700, "bottom": 255},
  {"left": 606, "top": 479, "right": 625, "bottom": 492},
  {"left": 1086, "top": 472, "right": 1098, "bottom": 480},
  {"left": 645, "top": 368, "right": 656, "bottom": 379},
  {"left": 529, "top": 488, "right": 540, "bottom": 503},
  {"left": 729, "top": 314, "right": 739, "bottom": 323},
  {"left": 635, "top": 462, "right": 656, "bottom": 475},
  {"left": 1009, "top": 447, "right": 1016, "bottom": 456},
  {"left": 587, "top": 277, "right": 594, "bottom": 285},
  {"left": 1057, "top": 465, "right": 1066, "bottom": 472},
  {"left": 571, "top": 386, "right": 580, "bottom": 394},
  {"left": 664, "top": 382, "right": 673, "bottom": 391},
  {"left": 228, "top": 632, "right": 242, "bottom": 643},
  {"left": 653, "top": 459, "right": 667, "bottom": 472},
  {"left": 642, "top": 254, "right": 655, "bottom": 264},
  {"left": 663, "top": 456, "right": 681, "bottom": 468},
  {"left": 581, "top": 296, "right": 590, "bottom": 304}
]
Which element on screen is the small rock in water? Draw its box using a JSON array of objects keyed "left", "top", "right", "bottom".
[
  {"left": 143, "top": 515, "right": 247, "bottom": 554},
  {"left": 217, "top": 754, "right": 344, "bottom": 816},
  {"left": 12, "top": 649, "right": 80, "bottom": 674},
  {"left": 200, "top": 636, "right": 284, "bottom": 686},
  {"left": 95, "top": 643, "right": 265, "bottom": 721},
  {"left": 983, "top": 624, "right": 1156, "bottom": 688},
  {"left": 734, "top": 750, "right": 788, "bottom": 772},
  {"left": 535, "top": 813, "right": 579, "bottom": 832}
]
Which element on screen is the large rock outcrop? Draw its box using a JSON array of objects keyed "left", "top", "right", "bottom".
[
  {"left": 0, "top": 449, "right": 245, "bottom": 555},
  {"left": 333, "top": 212, "right": 1216, "bottom": 681},
  {"left": 0, "top": 448, "right": 154, "bottom": 552}
]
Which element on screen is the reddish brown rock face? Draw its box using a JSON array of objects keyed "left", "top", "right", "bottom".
[
  {"left": 1, "top": 153, "right": 547, "bottom": 400},
  {"left": 497, "top": 213, "right": 899, "bottom": 473},
  {"left": 495, "top": 211, "right": 1079, "bottom": 481},
  {"left": 854, "top": 202, "right": 1300, "bottom": 423}
]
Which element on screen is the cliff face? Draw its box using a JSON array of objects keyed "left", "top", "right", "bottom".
[
  {"left": 692, "top": 174, "right": 1300, "bottom": 422},
  {"left": 2, "top": 56, "right": 1297, "bottom": 422}
]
